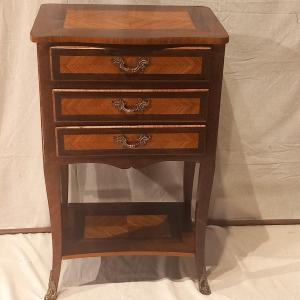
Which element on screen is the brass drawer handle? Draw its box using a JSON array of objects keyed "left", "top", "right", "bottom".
[
  {"left": 112, "top": 98, "right": 151, "bottom": 113},
  {"left": 111, "top": 57, "right": 150, "bottom": 73},
  {"left": 114, "top": 134, "right": 151, "bottom": 149}
]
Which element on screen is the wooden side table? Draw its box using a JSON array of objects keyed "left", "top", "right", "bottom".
[{"left": 31, "top": 4, "right": 228, "bottom": 299}]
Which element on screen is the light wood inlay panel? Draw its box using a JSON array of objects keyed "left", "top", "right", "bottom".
[
  {"left": 64, "top": 9, "right": 196, "bottom": 30},
  {"left": 59, "top": 56, "right": 203, "bottom": 75},
  {"left": 84, "top": 215, "right": 169, "bottom": 239},
  {"left": 60, "top": 98, "right": 201, "bottom": 116},
  {"left": 63, "top": 132, "right": 199, "bottom": 151},
  {"left": 31, "top": 5, "right": 229, "bottom": 44}
]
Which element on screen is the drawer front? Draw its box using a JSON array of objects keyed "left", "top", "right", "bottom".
[
  {"left": 56, "top": 126, "right": 206, "bottom": 156},
  {"left": 53, "top": 89, "right": 209, "bottom": 122},
  {"left": 51, "top": 47, "right": 211, "bottom": 81}
]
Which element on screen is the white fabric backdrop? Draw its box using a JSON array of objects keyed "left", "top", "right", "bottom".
[{"left": 0, "top": 0, "right": 300, "bottom": 229}]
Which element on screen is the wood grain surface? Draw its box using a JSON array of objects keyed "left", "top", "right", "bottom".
[
  {"left": 31, "top": 4, "right": 229, "bottom": 44},
  {"left": 84, "top": 215, "right": 170, "bottom": 239},
  {"left": 53, "top": 88, "right": 209, "bottom": 123},
  {"left": 59, "top": 56, "right": 203, "bottom": 75},
  {"left": 60, "top": 97, "right": 201, "bottom": 116},
  {"left": 63, "top": 230, "right": 195, "bottom": 259},
  {"left": 64, "top": 9, "right": 196, "bottom": 30},
  {"left": 63, "top": 132, "right": 199, "bottom": 150}
]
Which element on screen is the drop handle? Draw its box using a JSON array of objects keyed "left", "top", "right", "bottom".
[
  {"left": 114, "top": 134, "right": 151, "bottom": 149},
  {"left": 112, "top": 98, "right": 151, "bottom": 113},
  {"left": 111, "top": 57, "right": 150, "bottom": 73}
]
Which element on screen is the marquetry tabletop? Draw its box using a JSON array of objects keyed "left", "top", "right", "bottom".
[{"left": 31, "top": 4, "right": 228, "bottom": 45}]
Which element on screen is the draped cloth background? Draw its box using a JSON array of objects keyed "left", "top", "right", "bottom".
[{"left": 1, "top": 0, "right": 299, "bottom": 229}]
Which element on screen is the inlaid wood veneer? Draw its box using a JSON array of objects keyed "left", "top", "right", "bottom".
[
  {"left": 84, "top": 215, "right": 170, "bottom": 239},
  {"left": 53, "top": 89, "right": 209, "bottom": 123},
  {"left": 50, "top": 46, "right": 210, "bottom": 80},
  {"left": 63, "top": 133, "right": 199, "bottom": 151},
  {"left": 59, "top": 56, "right": 203, "bottom": 75},
  {"left": 56, "top": 125, "right": 206, "bottom": 156},
  {"left": 31, "top": 4, "right": 229, "bottom": 45},
  {"left": 64, "top": 9, "right": 196, "bottom": 30},
  {"left": 60, "top": 98, "right": 200, "bottom": 115}
]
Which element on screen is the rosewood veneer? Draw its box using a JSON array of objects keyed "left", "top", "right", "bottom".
[{"left": 31, "top": 4, "right": 229, "bottom": 299}]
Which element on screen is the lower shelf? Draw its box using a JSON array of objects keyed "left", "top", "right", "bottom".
[
  {"left": 63, "top": 231, "right": 195, "bottom": 259},
  {"left": 62, "top": 202, "right": 195, "bottom": 259}
]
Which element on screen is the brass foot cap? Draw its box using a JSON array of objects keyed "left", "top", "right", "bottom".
[
  {"left": 44, "top": 284, "right": 57, "bottom": 300},
  {"left": 199, "top": 278, "right": 211, "bottom": 295},
  {"left": 44, "top": 292, "right": 57, "bottom": 300}
]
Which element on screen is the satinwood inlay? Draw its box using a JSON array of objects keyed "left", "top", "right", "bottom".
[
  {"left": 59, "top": 56, "right": 203, "bottom": 75},
  {"left": 64, "top": 9, "right": 196, "bottom": 30},
  {"left": 84, "top": 215, "right": 170, "bottom": 239},
  {"left": 63, "top": 132, "right": 199, "bottom": 151},
  {"left": 31, "top": 4, "right": 229, "bottom": 44},
  {"left": 60, "top": 97, "right": 201, "bottom": 116}
]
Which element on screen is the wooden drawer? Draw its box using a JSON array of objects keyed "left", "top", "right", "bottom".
[
  {"left": 53, "top": 89, "right": 209, "bottom": 123},
  {"left": 56, "top": 125, "right": 206, "bottom": 156},
  {"left": 50, "top": 46, "right": 211, "bottom": 81}
]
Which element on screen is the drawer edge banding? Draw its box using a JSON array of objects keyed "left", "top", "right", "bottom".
[
  {"left": 57, "top": 125, "right": 206, "bottom": 129},
  {"left": 53, "top": 88, "right": 209, "bottom": 93},
  {"left": 51, "top": 46, "right": 212, "bottom": 50}
]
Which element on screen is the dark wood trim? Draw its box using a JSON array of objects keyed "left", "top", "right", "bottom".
[
  {"left": 183, "top": 161, "right": 196, "bottom": 231},
  {"left": 63, "top": 250, "right": 194, "bottom": 260},
  {"left": 60, "top": 165, "right": 69, "bottom": 204},
  {"left": 65, "top": 202, "right": 183, "bottom": 215},
  {"left": 63, "top": 233, "right": 195, "bottom": 257},
  {"left": 51, "top": 79, "right": 211, "bottom": 90},
  {"left": 47, "top": 155, "right": 206, "bottom": 167}
]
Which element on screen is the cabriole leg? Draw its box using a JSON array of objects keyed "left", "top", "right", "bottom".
[
  {"left": 183, "top": 161, "right": 196, "bottom": 231},
  {"left": 195, "top": 157, "right": 215, "bottom": 295},
  {"left": 43, "top": 161, "right": 63, "bottom": 300}
]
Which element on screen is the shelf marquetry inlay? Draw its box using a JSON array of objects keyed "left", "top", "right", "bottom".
[{"left": 84, "top": 215, "right": 170, "bottom": 239}]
